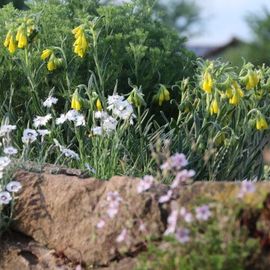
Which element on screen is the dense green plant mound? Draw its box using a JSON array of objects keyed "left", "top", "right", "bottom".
[{"left": 0, "top": 0, "right": 195, "bottom": 114}]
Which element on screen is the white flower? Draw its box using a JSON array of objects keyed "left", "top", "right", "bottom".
[
  {"left": 6, "top": 181, "right": 22, "bottom": 193},
  {"left": 22, "top": 129, "right": 38, "bottom": 144},
  {"left": 91, "top": 126, "right": 103, "bottom": 136},
  {"left": 94, "top": 111, "right": 109, "bottom": 119},
  {"left": 4, "top": 146, "right": 18, "bottom": 156},
  {"left": 116, "top": 229, "right": 128, "bottom": 243},
  {"left": 37, "top": 129, "right": 51, "bottom": 137},
  {"left": 0, "top": 191, "right": 12, "bottom": 204},
  {"left": 43, "top": 96, "right": 58, "bottom": 108},
  {"left": 0, "top": 156, "right": 11, "bottom": 168},
  {"left": 66, "top": 110, "right": 80, "bottom": 121},
  {"left": 61, "top": 148, "right": 79, "bottom": 160},
  {"left": 56, "top": 114, "right": 67, "bottom": 125},
  {"left": 33, "top": 114, "right": 52, "bottom": 128},
  {"left": 107, "top": 94, "right": 124, "bottom": 106},
  {"left": 0, "top": 125, "right": 16, "bottom": 137},
  {"left": 103, "top": 116, "right": 118, "bottom": 133},
  {"left": 74, "top": 114, "right": 86, "bottom": 127},
  {"left": 107, "top": 95, "right": 135, "bottom": 123}
]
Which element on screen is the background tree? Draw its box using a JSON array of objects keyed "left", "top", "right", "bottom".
[{"left": 0, "top": 0, "right": 28, "bottom": 9}]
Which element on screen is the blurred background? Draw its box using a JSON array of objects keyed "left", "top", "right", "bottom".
[{"left": 2, "top": 0, "right": 270, "bottom": 66}]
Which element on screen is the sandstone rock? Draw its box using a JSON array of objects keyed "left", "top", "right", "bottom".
[
  {"left": 0, "top": 232, "right": 75, "bottom": 270},
  {"left": 12, "top": 170, "right": 166, "bottom": 267}
]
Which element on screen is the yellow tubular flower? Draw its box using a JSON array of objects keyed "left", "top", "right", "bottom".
[
  {"left": 16, "top": 26, "right": 28, "bottom": 49},
  {"left": 96, "top": 98, "right": 102, "bottom": 111},
  {"left": 229, "top": 81, "right": 244, "bottom": 106},
  {"left": 72, "top": 25, "right": 88, "bottom": 58},
  {"left": 202, "top": 71, "right": 213, "bottom": 94},
  {"left": 8, "top": 35, "right": 16, "bottom": 54},
  {"left": 18, "top": 32, "right": 27, "bottom": 48},
  {"left": 209, "top": 99, "right": 219, "bottom": 115},
  {"left": 4, "top": 30, "right": 12, "bottom": 48},
  {"left": 256, "top": 115, "right": 268, "bottom": 131},
  {"left": 41, "top": 49, "right": 53, "bottom": 60},
  {"left": 71, "top": 90, "right": 81, "bottom": 111},
  {"left": 246, "top": 70, "right": 260, "bottom": 90},
  {"left": 47, "top": 59, "right": 57, "bottom": 71},
  {"left": 225, "top": 88, "right": 233, "bottom": 98}
]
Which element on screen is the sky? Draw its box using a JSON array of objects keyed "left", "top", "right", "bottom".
[{"left": 189, "top": 0, "right": 270, "bottom": 46}]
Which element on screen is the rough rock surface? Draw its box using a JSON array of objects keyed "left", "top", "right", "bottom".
[
  {"left": 2, "top": 169, "right": 270, "bottom": 269},
  {"left": 11, "top": 170, "right": 167, "bottom": 268}
]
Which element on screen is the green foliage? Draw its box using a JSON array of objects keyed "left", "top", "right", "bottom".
[
  {"left": 168, "top": 60, "right": 270, "bottom": 180},
  {"left": 137, "top": 201, "right": 259, "bottom": 270}
]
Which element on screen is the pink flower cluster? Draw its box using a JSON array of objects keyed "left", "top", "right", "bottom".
[{"left": 164, "top": 204, "right": 211, "bottom": 244}]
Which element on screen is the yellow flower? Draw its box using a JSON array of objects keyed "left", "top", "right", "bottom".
[
  {"left": 256, "top": 115, "right": 268, "bottom": 131},
  {"left": 8, "top": 35, "right": 16, "bottom": 54},
  {"left": 153, "top": 85, "right": 170, "bottom": 106},
  {"left": 16, "top": 27, "right": 28, "bottom": 49},
  {"left": 209, "top": 99, "right": 219, "bottom": 115},
  {"left": 47, "top": 59, "right": 57, "bottom": 71},
  {"left": 246, "top": 70, "right": 260, "bottom": 90},
  {"left": 4, "top": 30, "right": 16, "bottom": 54},
  {"left": 225, "top": 88, "right": 233, "bottom": 98},
  {"left": 41, "top": 49, "right": 53, "bottom": 60},
  {"left": 96, "top": 98, "right": 102, "bottom": 111},
  {"left": 229, "top": 81, "right": 244, "bottom": 106},
  {"left": 202, "top": 71, "right": 213, "bottom": 94},
  {"left": 72, "top": 25, "right": 88, "bottom": 58},
  {"left": 4, "top": 30, "right": 12, "bottom": 48},
  {"left": 71, "top": 90, "right": 81, "bottom": 111}
]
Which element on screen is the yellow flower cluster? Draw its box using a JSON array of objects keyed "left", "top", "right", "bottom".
[
  {"left": 72, "top": 25, "right": 88, "bottom": 58},
  {"left": 228, "top": 81, "right": 244, "bottom": 106},
  {"left": 209, "top": 99, "right": 219, "bottom": 115},
  {"left": 41, "top": 49, "right": 63, "bottom": 71},
  {"left": 246, "top": 70, "right": 260, "bottom": 90},
  {"left": 153, "top": 85, "right": 170, "bottom": 106},
  {"left": 4, "top": 19, "right": 36, "bottom": 54}
]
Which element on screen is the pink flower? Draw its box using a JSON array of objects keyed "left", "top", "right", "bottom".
[
  {"left": 96, "top": 219, "right": 105, "bottom": 229},
  {"left": 179, "top": 207, "right": 193, "bottom": 223},
  {"left": 106, "top": 191, "right": 122, "bottom": 219},
  {"left": 195, "top": 205, "right": 211, "bottom": 221},
  {"left": 175, "top": 228, "right": 190, "bottom": 244},
  {"left": 171, "top": 169, "right": 195, "bottom": 188},
  {"left": 107, "top": 206, "right": 119, "bottom": 219},
  {"left": 137, "top": 175, "right": 154, "bottom": 193},
  {"left": 238, "top": 179, "right": 256, "bottom": 198},
  {"left": 161, "top": 153, "right": 188, "bottom": 172},
  {"left": 164, "top": 209, "right": 178, "bottom": 235},
  {"left": 116, "top": 229, "right": 128, "bottom": 243},
  {"left": 158, "top": 190, "right": 173, "bottom": 204}
]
